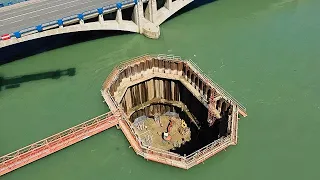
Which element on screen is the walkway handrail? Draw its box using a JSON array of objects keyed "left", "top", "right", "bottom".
[
  {"left": 141, "top": 144, "right": 184, "bottom": 159},
  {"left": 118, "top": 54, "right": 151, "bottom": 69},
  {"left": 155, "top": 54, "right": 246, "bottom": 112},
  {"left": 184, "top": 59, "right": 247, "bottom": 112},
  {"left": 0, "top": 112, "right": 114, "bottom": 164},
  {"left": 102, "top": 54, "right": 151, "bottom": 89},
  {"left": 185, "top": 136, "right": 230, "bottom": 160}
]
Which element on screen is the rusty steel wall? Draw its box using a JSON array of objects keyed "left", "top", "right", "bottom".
[{"left": 106, "top": 56, "right": 234, "bottom": 127}]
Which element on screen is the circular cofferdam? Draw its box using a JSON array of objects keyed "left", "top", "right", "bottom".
[{"left": 103, "top": 55, "right": 235, "bottom": 156}]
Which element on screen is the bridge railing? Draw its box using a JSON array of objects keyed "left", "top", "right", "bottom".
[
  {"left": 1, "top": 0, "right": 140, "bottom": 41},
  {"left": 42, "top": 21, "right": 58, "bottom": 29}
]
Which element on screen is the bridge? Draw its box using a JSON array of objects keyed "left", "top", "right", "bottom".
[{"left": 0, "top": 0, "right": 194, "bottom": 48}]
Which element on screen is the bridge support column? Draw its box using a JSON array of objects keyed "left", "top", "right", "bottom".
[
  {"left": 98, "top": 8, "right": 104, "bottom": 23},
  {"left": 116, "top": 9, "right": 123, "bottom": 24},
  {"left": 99, "top": 14, "right": 104, "bottom": 23},
  {"left": 145, "top": 0, "right": 157, "bottom": 23},
  {"left": 116, "top": 3, "right": 123, "bottom": 24},
  {"left": 133, "top": 0, "right": 144, "bottom": 33},
  {"left": 78, "top": 14, "right": 85, "bottom": 25},
  {"left": 165, "top": 0, "right": 172, "bottom": 10}
]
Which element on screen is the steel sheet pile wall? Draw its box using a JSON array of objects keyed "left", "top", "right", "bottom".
[{"left": 101, "top": 54, "right": 246, "bottom": 169}]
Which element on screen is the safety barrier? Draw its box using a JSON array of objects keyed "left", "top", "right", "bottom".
[
  {"left": 185, "top": 136, "right": 230, "bottom": 160},
  {"left": 0, "top": 0, "right": 28, "bottom": 8},
  {"left": 103, "top": 54, "right": 150, "bottom": 88},
  {"left": 0, "top": 0, "right": 149, "bottom": 41},
  {"left": 184, "top": 59, "right": 247, "bottom": 113}
]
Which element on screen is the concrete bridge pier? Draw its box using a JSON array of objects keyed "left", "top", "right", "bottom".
[
  {"left": 131, "top": 0, "right": 160, "bottom": 39},
  {"left": 133, "top": 0, "right": 144, "bottom": 33},
  {"left": 116, "top": 8, "right": 123, "bottom": 24},
  {"left": 98, "top": 8, "right": 104, "bottom": 23},
  {"left": 99, "top": 14, "right": 104, "bottom": 23}
]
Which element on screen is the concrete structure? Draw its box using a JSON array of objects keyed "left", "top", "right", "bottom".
[
  {"left": 0, "top": 0, "right": 193, "bottom": 48},
  {"left": 0, "top": 54, "right": 247, "bottom": 176}
]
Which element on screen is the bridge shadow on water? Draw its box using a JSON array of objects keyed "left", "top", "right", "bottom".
[
  {"left": 0, "top": 68, "right": 76, "bottom": 91},
  {"left": 0, "top": 0, "right": 215, "bottom": 65},
  {"left": 0, "top": 31, "right": 131, "bottom": 65}
]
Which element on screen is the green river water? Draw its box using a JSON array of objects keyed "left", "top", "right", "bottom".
[{"left": 1, "top": 0, "right": 320, "bottom": 179}]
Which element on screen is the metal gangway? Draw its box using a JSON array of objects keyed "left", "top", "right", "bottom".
[{"left": 0, "top": 112, "right": 120, "bottom": 176}]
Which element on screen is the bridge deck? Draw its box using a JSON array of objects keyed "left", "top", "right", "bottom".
[{"left": 0, "top": 0, "right": 119, "bottom": 35}]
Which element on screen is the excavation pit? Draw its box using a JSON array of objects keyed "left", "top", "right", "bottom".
[
  {"left": 132, "top": 114, "right": 191, "bottom": 151},
  {"left": 101, "top": 54, "right": 247, "bottom": 169}
]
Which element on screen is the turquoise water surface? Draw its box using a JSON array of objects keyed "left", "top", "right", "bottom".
[{"left": 1, "top": 0, "right": 320, "bottom": 179}]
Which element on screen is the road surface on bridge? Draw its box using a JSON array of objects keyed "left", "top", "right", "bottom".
[{"left": 0, "top": 0, "right": 119, "bottom": 35}]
